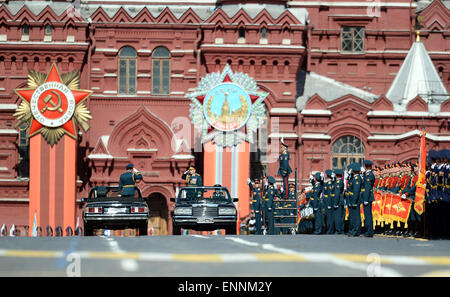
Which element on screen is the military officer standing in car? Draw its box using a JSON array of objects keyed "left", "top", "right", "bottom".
[
  {"left": 362, "top": 160, "right": 375, "bottom": 237},
  {"left": 118, "top": 163, "right": 143, "bottom": 197},
  {"left": 278, "top": 138, "right": 292, "bottom": 200},
  {"left": 182, "top": 166, "right": 203, "bottom": 199},
  {"left": 248, "top": 178, "right": 263, "bottom": 235}
]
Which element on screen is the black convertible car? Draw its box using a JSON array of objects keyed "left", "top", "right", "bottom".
[
  {"left": 170, "top": 186, "right": 238, "bottom": 235},
  {"left": 81, "top": 186, "right": 149, "bottom": 236}
]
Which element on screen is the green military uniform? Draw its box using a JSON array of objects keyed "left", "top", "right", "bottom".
[
  {"left": 348, "top": 163, "right": 362, "bottom": 237},
  {"left": 362, "top": 160, "right": 375, "bottom": 237},
  {"left": 264, "top": 176, "right": 281, "bottom": 235},
  {"left": 403, "top": 164, "right": 422, "bottom": 237},
  {"left": 273, "top": 197, "right": 282, "bottom": 235},
  {"left": 323, "top": 170, "right": 335, "bottom": 234},
  {"left": 248, "top": 179, "right": 263, "bottom": 235},
  {"left": 310, "top": 172, "right": 323, "bottom": 235},
  {"left": 278, "top": 139, "right": 292, "bottom": 200},
  {"left": 333, "top": 169, "right": 345, "bottom": 234},
  {"left": 182, "top": 166, "right": 203, "bottom": 200},
  {"left": 118, "top": 163, "right": 143, "bottom": 197}
]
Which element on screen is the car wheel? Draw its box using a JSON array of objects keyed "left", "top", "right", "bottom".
[
  {"left": 84, "top": 224, "right": 94, "bottom": 236},
  {"left": 225, "top": 224, "right": 237, "bottom": 235},
  {"left": 172, "top": 222, "right": 181, "bottom": 235}
]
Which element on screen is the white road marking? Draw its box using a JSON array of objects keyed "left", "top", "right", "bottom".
[
  {"left": 102, "top": 236, "right": 139, "bottom": 272},
  {"left": 220, "top": 253, "right": 259, "bottom": 262},
  {"left": 383, "top": 255, "right": 428, "bottom": 266},
  {"left": 225, "top": 237, "right": 260, "bottom": 246},
  {"left": 190, "top": 235, "right": 210, "bottom": 239},
  {"left": 261, "top": 243, "right": 402, "bottom": 277},
  {"left": 0, "top": 248, "right": 449, "bottom": 268}
]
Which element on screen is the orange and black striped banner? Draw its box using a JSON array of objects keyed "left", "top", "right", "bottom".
[
  {"left": 29, "top": 135, "right": 76, "bottom": 235},
  {"left": 203, "top": 141, "right": 250, "bottom": 220},
  {"left": 414, "top": 130, "right": 427, "bottom": 215}
]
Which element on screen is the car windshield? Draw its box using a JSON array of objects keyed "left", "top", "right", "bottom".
[{"left": 178, "top": 187, "right": 231, "bottom": 202}]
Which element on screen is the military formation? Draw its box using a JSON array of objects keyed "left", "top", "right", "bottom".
[
  {"left": 423, "top": 149, "right": 450, "bottom": 238},
  {"left": 246, "top": 140, "right": 297, "bottom": 235},
  {"left": 176, "top": 141, "right": 449, "bottom": 238},
  {"left": 244, "top": 147, "right": 450, "bottom": 238}
]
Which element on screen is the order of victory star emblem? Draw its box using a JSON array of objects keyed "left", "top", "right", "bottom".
[
  {"left": 187, "top": 64, "right": 267, "bottom": 147},
  {"left": 14, "top": 64, "right": 92, "bottom": 146}
]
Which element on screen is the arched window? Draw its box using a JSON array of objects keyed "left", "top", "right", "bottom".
[
  {"left": 152, "top": 47, "right": 170, "bottom": 95},
  {"left": 45, "top": 24, "right": 52, "bottom": 35},
  {"left": 22, "top": 24, "right": 29, "bottom": 36},
  {"left": 331, "top": 135, "right": 365, "bottom": 169},
  {"left": 261, "top": 27, "right": 267, "bottom": 39},
  {"left": 118, "top": 46, "right": 137, "bottom": 94},
  {"left": 18, "top": 123, "right": 29, "bottom": 178},
  {"left": 238, "top": 27, "right": 245, "bottom": 39}
]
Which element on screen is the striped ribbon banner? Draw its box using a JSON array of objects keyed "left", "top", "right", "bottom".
[
  {"left": 29, "top": 135, "right": 76, "bottom": 236},
  {"left": 203, "top": 141, "right": 250, "bottom": 219}
]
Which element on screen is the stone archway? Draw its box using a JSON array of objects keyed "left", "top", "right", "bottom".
[{"left": 147, "top": 192, "right": 169, "bottom": 235}]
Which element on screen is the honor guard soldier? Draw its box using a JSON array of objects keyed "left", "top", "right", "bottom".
[
  {"left": 444, "top": 150, "right": 450, "bottom": 203},
  {"left": 426, "top": 150, "right": 439, "bottom": 238},
  {"left": 429, "top": 150, "right": 439, "bottom": 203},
  {"left": 264, "top": 176, "right": 281, "bottom": 235},
  {"left": 436, "top": 150, "right": 446, "bottom": 202},
  {"left": 310, "top": 172, "right": 324, "bottom": 235},
  {"left": 403, "top": 163, "right": 422, "bottom": 237},
  {"left": 323, "top": 170, "right": 335, "bottom": 234},
  {"left": 118, "top": 163, "right": 143, "bottom": 197},
  {"left": 248, "top": 178, "right": 263, "bottom": 234},
  {"left": 362, "top": 160, "right": 375, "bottom": 237},
  {"left": 278, "top": 138, "right": 292, "bottom": 199},
  {"left": 182, "top": 166, "right": 203, "bottom": 200},
  {"left": 348, "top": 163, "right": 362, "bottom": 237},
  {"left": 333, "top": 169, "right": 345, "bottom": 234},
  {"left": 443, "top": 150, "right": 450, "bottom": 237}
]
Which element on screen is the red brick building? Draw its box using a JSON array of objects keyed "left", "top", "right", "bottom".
[{"left": 0, "top": 0, "right": 448, "bottom": 234}]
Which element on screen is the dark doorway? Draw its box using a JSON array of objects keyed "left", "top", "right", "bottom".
[{"left": 146, "top": 193, "right": 169, "bottom": 235}]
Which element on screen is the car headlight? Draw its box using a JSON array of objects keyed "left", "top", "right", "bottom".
[
  {"left": 218, "top": 207, "right": 236, "bottom": 216},
  {"left": 174, "top": 207, "right": 192, "bottom": 215}
]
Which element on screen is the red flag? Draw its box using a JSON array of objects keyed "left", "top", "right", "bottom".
[
  {"left": 414, "top": 130, "right": 426, "bottom": 215},
  {"left": 373, "top": 191, "right": 382, "bottom": 225},
  {"left": 391, "top": 194, "right": 412, "bottom": 224},
  {"left": 383, "top": 193, "right": 393, "bottom": 225}
]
